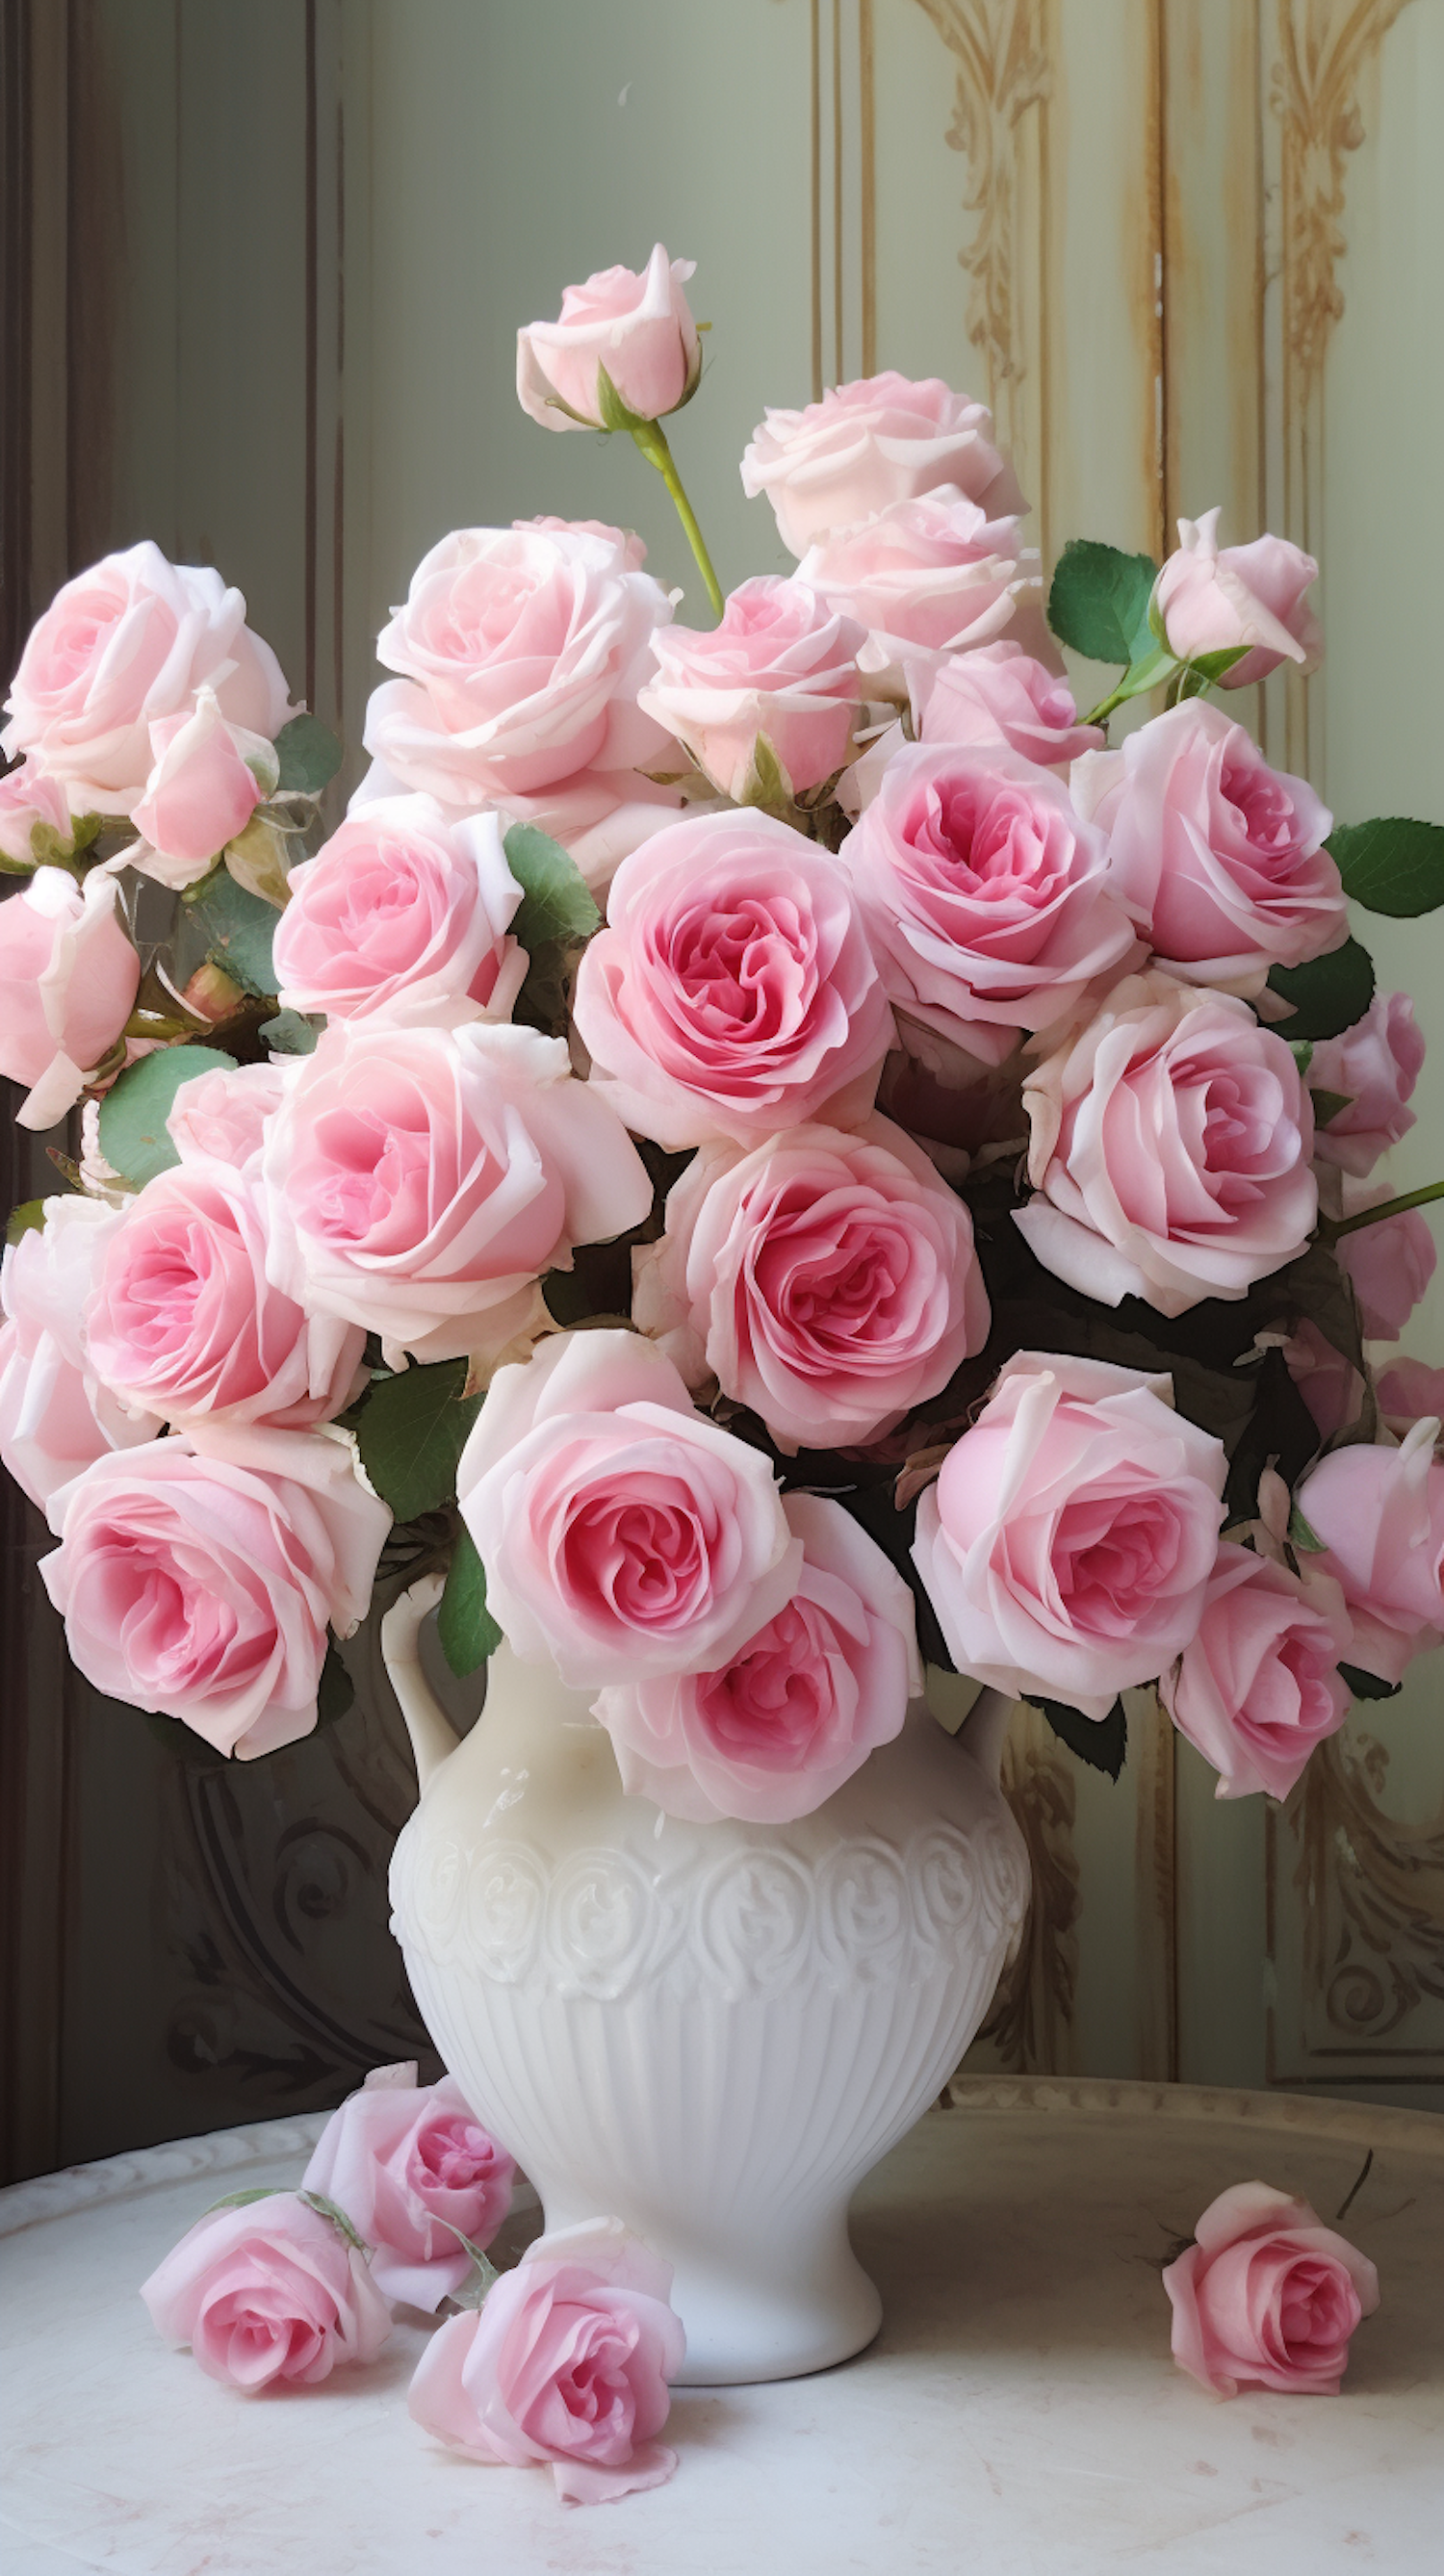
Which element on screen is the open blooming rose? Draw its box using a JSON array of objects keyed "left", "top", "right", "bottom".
[
  {"left": 1160, "top": 1542, "right": 1354, "bottom": 1801},
  {"left": 302, "top": 2063, "right": 514, "bottom": 2312},
  {"left": 1154, "top": 509, "right": 1323, "bottom": 690},
  {"left": 573, "top": 810, "right": 894, "bottom": 1147},
  {"left": 517, "top": 243, "right": 701, "bottom": 428},
  {"left": 636, "top": 575, "right": 864, "bottom": 800},
  {"left": 1017, "top": 973, "right": 1317, "bottom": 1315},
  {"left": 1307, "top": 992, "right": 1425, "bottom": 1177},
  {"left": 1071, "top": 700, "right": 1342, "bottom": 990},
  {"left": 39, "top": 1425, "right": 391, "bottom": 1756},
  {"left": 261, "top": 1018, "right": 653, "bottom": 1367},
  {"left": 840, "top": 741, "right": 1137, "bottom": 1069},
  {"left": 0, "top": 761, "right": 77, "bottom": 865},
  {"left": 129, "top": 685, "right": 277, "bottom": 889},
  {"left": 1296, "top": 1421, "right": 1444, "bottom": 1684},
  {"left": 141, "top": 2192, "right": 392, "bottom": 2390},
  {"left": 798, "top": 491, "right": 1032, "bottom": 679},
  {"left": 167, "top": 1058, "right": 290, "bottom": 1172},
  {"left": 0, "top": 1198, "right": 159, "bottom": 1508},
  {"left": 914, "top": 1352, "right": 1225, "bottom": 1718},
  {"left": 919, "top": 640, "right": 1104, "bottom": 770},
  {"left": 741, "top": 372, "right": 1025, "bottom": 556},
  {"left": 458, "top": 1329, "right": 801, "bottom": 1687},
  {"left": 272, "top": 796, "right": 527, "bottom": 1029},
  {"left": 594, "top": 1493, "right": 919, "bottom": 1822},
  {"left": 0, "top": 863, "right": 141, "bottom": 1129},
  {"left": 1163, "top": 2181, "right": 1378, "bottom": 2397},
  {"left": 633, "top": 1114, "right": 990, "bottom": 1452},
  {"left": 408, "top": 2217, "right": 684, "bottom": 2506}
]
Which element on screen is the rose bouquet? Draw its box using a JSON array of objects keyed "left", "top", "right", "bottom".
[{"left": 5, "top": 240, "right": 1444, "bottom": 1838}]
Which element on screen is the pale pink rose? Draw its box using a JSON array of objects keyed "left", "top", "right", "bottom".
[
  {"left": 1280, "top": 1317, "right": 1362, "bottom": 1439},
  {"left": 1155, "top": 509, "right": 1323, "bottom": 690},
  {"left": 798, "top": 490, "right": 1032, "bottom": 680},
  {"left": 1308, "top": 992, "right": 1425, "bottom": 1177},
  {"left": 741, "top": 372, "right": 1025, "bottom": 557},
  {"left": 1071, "top": 700, "right": 1341, "bottom": 991},
  {"left": 302, "top": 2063, "right": 514, "bottom": 2312},
  {"left": 1160, "top": 1541, "right": 1353, "bottom": 1801},
  {"left": 919, "top": 640, "right": 1104, "bottom": 770},
  {"left": 517, "top": 244, "right": 701, "bottom": 429},
  {"left": 0, "top": 1198, "right": 159, "bottom": 1508},
  {"left": 39, "top": 1425, "right": 391, "bottom": 1757},
  {"left": 457, "top": 1329, "right": 802, "bottom": 1688},
  {"left": 2, "top": 542, "right": 294, "bottom": 813},
  {"left": 633, "top": 1114, "right": 990, "bottom": 1453},
  {"left": 1297, "top": 1421, "right": 1444, "bottom": 1683},
  {"left": 361, "top": 523, "right": 674, "bottom": 813},
  {"left": 86, "top": 1159, "right": 365, "bottom": 1431},
  {"left": 0, "top": 864, "right": 141, "bottom": 1129},
  {"left": 515, "top": 515, "right": 648, "bottom": 571},
  {"left": 1163, "top": 2181, "right": 1378, "bottom": 2397},
  {"left": 0, "top": 761, "right": 76, "bottom": 865},
  {"left": 167, "top": 1059, "right": 290, "bottom": 1172},
  {"left": 594, "top": 1493, "right": 919, "bottom": 1822},
  {"left": 129, "top": 686, "right": 277, "bottom": 889},
  {"left": 408, "top": 2218, "right": 684, "bottom": 2506},
  {"left": 839, "top": 742, "right": 1138, "bottom": 1070},
  {"left": 1337, "top": 1189, "right": 1436, "bottom": 1342},
  {"left": 1375, "top": 1357, "right": 1444, "bottom": 1435},
  {"left": 573, "top": 810, "right": 894, "bottom": 1148},
  {"left": 1017, "top": 973, "right": 1318, "bottom": 1316},
  {"left": 636, "top": 576, "right": 864, "bottom": 800},
  {"left": 262, "top": 1019, "right": 652, "bottom": 1369},
  {"left": 913, "top": 1352, "right": 1225, "bottom": 1719},
  {"left": 141, "top": 2191, "right": 392, "bottom": 2390},
  {"left": 273, "top": 797, "right": 526, "bottom": 1029}
]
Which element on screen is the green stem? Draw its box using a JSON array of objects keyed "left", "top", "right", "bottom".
[
  {"left": 631, "top": 419, "right": 724, "bottom": 620},
  {"left": 1331, "top": 1177, "right": 1444, "bottom": 1238}
]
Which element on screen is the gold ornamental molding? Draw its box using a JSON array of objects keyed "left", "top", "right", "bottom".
[
  {"left": 910, "top": 0, "right": 1051, "bottom": 420},
  {"left": 1278, "top": 1726, "right": 1444, "bottom": 2070},
  {"left": 1271, "top": 0, "right": 1413, "bottom": 404},
  {"left": 976, "top": 1705, "right": 1079, "bottom": 2073}
]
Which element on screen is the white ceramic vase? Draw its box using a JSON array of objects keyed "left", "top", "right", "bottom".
[{"left": 383, "top": 1587, "right": 1029, "bottom": 2384}]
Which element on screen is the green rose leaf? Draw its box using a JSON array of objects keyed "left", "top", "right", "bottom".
[
  {"left": 259, "top": 1007, "right": 321, "bottom": 1056},
  {"left": 1328, "top": 817, "right": 1444, "bottom": 917},
  {"left": 273, "top": 712, "right": 344, "bottom": 796},
  {"left": 438, "top": 1525, "right": 502, "bottom": 1676},
  {"left": 1023, "top": 1692, "right": 1128, "bottom": 1781},
  {"left": 1266, "top": 938, "right": 1376, "bottom": 1043},
  {"left": 1338, "top": 1662, "right": 1402, "bottom": 1702},
  {"left": 354, "top": 1358, "right": 482, "bottom": 1523},
  {"left": 1310, "top": 1087, "right": 1353, "bottom": 1129},
  {"left": 502, "top": 823, "right": 602, "bottom": 950},
  {"left": 316, "top": 1644, "right": 356, "bottom": 1729},
  {"left": 183, "top": 871, "right": 282, "bottom": 998},
  {"left": 97, "top": 1044, "right": 239, "bottom": 1189},
  {"left": 1046, "top": 539, "right": 1159, "bottom": 666},
  {"left": 1287, "top": 1502, "right": 1327, "bottom": 1555},
  {"left": 5, "top": 1198, "right": 48, "bottom": 1248}
]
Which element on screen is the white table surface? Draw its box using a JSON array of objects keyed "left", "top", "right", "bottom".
[{"left": 2, "top": 2074, "right": 1440, "bottom": 2576}]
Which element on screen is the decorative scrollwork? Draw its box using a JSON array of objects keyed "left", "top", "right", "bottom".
[
  {"left": 971, "top": 1710, "right": 1079, "bottom": 2074},
  {"left": 1271, "top": 0, "right": 1414, "bottom": 399},
  {"left": 1289, "top": 1725, "right": 1444, "bottom": 2047},
  {"left": 910, "top": 0, "right": 1050, "bottom": 401}
]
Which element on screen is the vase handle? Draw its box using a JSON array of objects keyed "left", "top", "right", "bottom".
[
  {"left": 956, "top": 1685, "right": 1013, "bottom": 1789},
  {"left": 379, "top": 1570, "right": 460, "bottom": 1796}
]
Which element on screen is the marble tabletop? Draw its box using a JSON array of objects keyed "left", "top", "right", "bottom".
[{"left": 2, "top": 2074, "right": 1440, "bottom": 2575}]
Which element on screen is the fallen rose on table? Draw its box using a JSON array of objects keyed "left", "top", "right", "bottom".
[{"left": 1162, "top": 2179, "right": 1380, "bottom": 2397}]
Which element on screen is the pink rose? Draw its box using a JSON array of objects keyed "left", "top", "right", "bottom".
[
  {"left": 457, "top": 1329, "right": 802, "bottom": 1687},
  {"left": 167, "top": 1059, "right": 290, "bottom": 1172},
  {"left": 39, "top": 1424, "right": 391, "bottom": 1756},
  {"left": 86, "top": 1159, "right": 365, "bottom": 1430},
  {"left": 914, "top": 1352, "right": 1225, "bottom": 1718},
  {"left": 301, "top": 2062, "right": 514, "bottom": 2312},
  {"left": 1163, "top": 2181, "right": 1378, "bottom": 2397},
  {"left": 1154, "top": 509, "right": 1323, "bottom": 690},
  {"left": 919, "top": 640, "right": 1104, "bottom": 770},
  {"left": 594, "top": 1493, "right": 919, "bottom": 1822},
  {"left": 408, "top": 2217, "right": 684, "bottom": 2506},
  {"left": 517, "top": 243, "right": 701, "bottom": 428},
  {"left": 141, "top": 2192, "right": 392, "bottom": 2390},
  {"left": 1336, "top": 1190, "right": 1436, "bottom": 1341},
  {"left": 1308, "top": 992, "right": 1425, "bottom": 1177},
  {"left": 1376, "top": 1356, "right": 1444, "bottom": 1434},
  {"left": 632, "top": 1114, "right": 990, "bottom": 1453},
  {"left": 1160, "top": 1541, "right": 1353, "bottom": 1801},
  {"left": 515, "top": 515, "right": 648, "bottom": 570},
  {"left": 1072, "top": 700, "right": 1341, "bottom": 990},
  {"left": 0, "top": 1197, "right": 159, "bottom": 1508},
  {"left": 0, "top": 761, "right": 76, "bottom": 865},
  {"left": 261, "top": 1018, "right": 651, "bottom": 1368},
  {"left": 636, "top": 576, "right": 864, "bottom": 800},
  {"left": 1017, "top": 973, "right": 1318, "bottom": 1316},
  {"left": 573, "top": 810, "right": 894, "bottom": 1148},
  {"left": 839, "top": 742, "right": 1138, "bottom": 1070},
  {"left": 0, "top": 863, "right": 141, "bottom": 1129},
  {"left": 129, "top": 685, "right": 277, "bottom": 889},
  {"left": 273, "top": 796, "right": 526, "bottom": 1029},
  {"left": 798, "top": 490, "right": 1031, "bottom": 679},
  {"left": 2, "top": 541, "right": 293, "bottom": 812},
  {"left": 1297, "top": 1421, "right": 1444, "bottom": 1683},
  {"left": 741, "top": 371, "right": 1025, "bottom": 557}
]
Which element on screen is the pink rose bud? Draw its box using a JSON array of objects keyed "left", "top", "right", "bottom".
[
  {"left": 517, "top": 245, "right": 701, "bottom": 430},
  {"left": 1375, "top": 1356, "right": 1444, "bottom": 1435},
  {"left": 0, "top": 1197, "right": 160, "bottom": 1509},
  {"left": 1336, "top": 1190, "right": 1437, "bottom": 1342},
  {"left": 167, "top": 1058, "right": 290, "bottom": 1172},
  {"left": 1163, "top": 2180, "right": 1378, "bottom": 2396},
  {"left": 141, "top": 2191, "right": 392, "bottom": 2390},
  {"left": 1308, "top": 992, "right": 1425, "bottom": 1177},
  {"left": 1154, "top": 508, "right": 1323, "bottom": 690},
  {"left": 918, "top": 640, "right": 1104, "bottom": 770},
  {"left": 0, "top": 761, "right": 77, "bottom": 866},
  {"left": 302, "top": 2064, "right": 514, "bottom": 2312},
  {"left": 594, "top": 1493, "right": 919, "bottom": 1822},
  {"left": 1297, "top": 1420, "right": 1444, "bottom": 1685},
  {"left": 1017, "top": 973, "right": 1317, "bottom": 1317},
  {"left": 407, "top": 2217, "right": 684, "bottom": 2506},
  {"left": 130, "top": 685, "right": 277, "bottom": 888},
  {"left": 0, "top": 863, "right": 141, "bottom": 1130},
  {"left": 636, "top": 575, "right": 865, "bottom": 802},
  {"left": 798, "top": 490, "right": 1032, "bottom": 680},
  {"left": 272, "top": 795, "right": 527, "bottom": 1028},
  {"left": 741, "top": 371, "right": 1025, "bottom": 558},
  {"left": 913, "top": 1352, "right": 1225, "bottom": 1719},
  {"left": 1160, "top": 1541, "right": 1354, "bottom": 1801}
]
